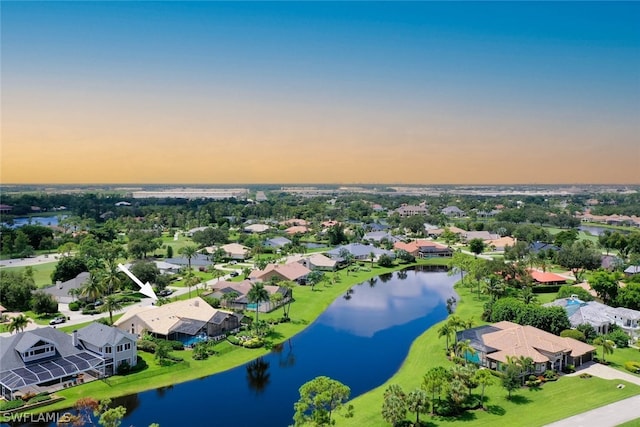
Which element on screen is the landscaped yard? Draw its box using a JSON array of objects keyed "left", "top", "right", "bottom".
[
  {"left": 1, "top": 262, "right": 58, "bottom": 287},
  {"left": 337, "top": 284, "right": 640, "bottom": 426}
]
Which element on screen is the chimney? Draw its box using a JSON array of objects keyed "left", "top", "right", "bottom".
[
  {"left": 72, "top": 330, "right": 78, "bottom": 347},
  {"left": 194, "top": 299, "right": 199, "bottom": 307}
]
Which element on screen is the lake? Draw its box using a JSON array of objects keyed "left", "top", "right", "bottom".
[
  {"left": 2, "top": 216, "right": 66, "bottom": 229},
  {"left": 34, "top": 267, "right": 457, "bottom": 427}
]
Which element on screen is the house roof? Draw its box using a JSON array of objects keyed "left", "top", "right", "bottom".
[
  {"left": 280, "top": 219, "right": 309, "bottom": 226},
  {"left": 210, "top": 280, "right": 284, "bottom": 298},
  {"left": 326, "top": 243, "right": 394, "bottom": 259},
  {"left": 165, "top": 253, "right": 212, "bottom": 267},
  {"left": 244, "top": 224, "right": 270, "bottom": 233},
  {"left": 249, "top": 263, "right": 311, "bottom": 282},
  {"left": 114, "top": 297, "right": 233, "bottom": 336},
  {"left": 285, "top": 225, "right": 310, "bottom": 235},
  {"left": 529, "top": 241, "right": 560, "bottom": 253},
  {"left": 529, "top": 270, "right": 567, "bottom": 284},
  {"left": 220, "top": 243, "right": 250, "bottom": 256},
  {"left": 484, "top": 236, "right": 516, "bottom": 249},
  {"left": 307, "top": 253, "right": 337, "bottom": 268},
  {"left": 624, "top": 266, "right": 640, "bottom": 274},
  {"left": 477, "top": 321, "right": 594, "bottom": 364},
  {"left": 42, "top": 272, "right": 90, "bottom": 300},
  {"left": 265, "top": 237, "right": 291, "bottom": 247},
  {"left": 76, "top": 322, "right": 137, "bottom": 348}
]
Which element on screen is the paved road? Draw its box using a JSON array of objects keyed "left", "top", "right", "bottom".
[
  {"left": 0, "top": 254, "right": 61, "bottom": 268},
  {"left": 545, "top": 362, "right": 640, "bottom": 427}
]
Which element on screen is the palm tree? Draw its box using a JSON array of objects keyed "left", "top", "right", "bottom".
[
  {"left": 520, "top": 286, "right": 537, "bottom": 305},
  {"left": 68, "top": 287, "right": 81, "bottom": 302},
  {"left": 406, "top": 388, "right": 428, "bottom": 426},
  {"left": 247, "top": 282, "right": 270, "bottom": 326},
  {"left": 455, "top": 339, "right": 476, "bottom": 363},
  {"left": 101, "top": 262, "right": 122, "bottom": 295},
  {"left": 516, "top": 355, "right": 534, "bottom": 384},
  {"left": 593, "top": 337, "right": 615, "bottom": 363},
  {"left": 474, "top": 369, "right": 494, "bottom": 410},
  {"left": 81, "top": 272, "right": 106, "bottom": 302},
  {"left": 339, "top": 248, "right": 354, "bottom": 275},
  {"left": 222, "top": 291, "right": 240, "bottom": 308},
  {"left": 184, "top": 274, "right": 200, "bottom": 299},
  {"left": 100, "top": 295, "right": 123, "bottom": 325},
  {"left": 438, "top": 323, "right": 454, "bottom": 351},
  {"left": 179, "top": 245, "right": 199, "bottom": 272},
  {"left": 9, "top": 314, "right": 30, "bottom": 334},
  {"left": 447, "top": 315, "right": 465, "bottom": 346}
]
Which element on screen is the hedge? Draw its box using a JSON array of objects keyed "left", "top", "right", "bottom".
[
  {"left": 624, "top": 361, "right": 640, "bottom": 374},
  {"left": 0, "top": 399, "right": 25, "bottom": 411},
  {"left": 532, "top": 285, "right": 562, "bottom": 294},
  {"left": 27, "top": 394, "right": 52, "bottom": 404}
]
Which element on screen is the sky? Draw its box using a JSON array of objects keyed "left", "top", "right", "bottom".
[{"left": 2, "top": 1, "right": 639, "bottom": 185}]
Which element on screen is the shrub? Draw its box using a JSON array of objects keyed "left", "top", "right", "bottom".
[
  {"left": 562, "top": 364, "right": 575, "bottom": 374},
  {"left": 560, "top": 329, "right": 586, "bottom": 342},
  {"left": 544, "top": 370, "right": 558, "bottom": 381},
  {"left": 68, "top": 302, "right": 80, "bottom": 311},
  {"left": 117, "top": 360, "right": 131, "bottom": 375},
  {"left": 579, "top": 373, "right": 593, "bottom": 379},
  {"left": 137, "top": 340, "right": 157, "bottom": 353},
  {"left": 27, "top": 394, "right": 52, "bottom": 404},
  {"left": 624, "top": 361, "right": 640, "bottom": 374},
  {"left": 81, "top": 308, "right": 99, "bottom": 315},
  {"left": 166, "top": 340, "right": 184, "bottom": 351},
  {"left": 242, "top": 338, "right": 265, "bottom": 349},
  {"left": 605, "top": 329, "right": 630, "bottom": 348},
  {"left": 192, "top": 342, "right": 209, "bottom": 360},
  {"left": 0, "top": 399, "right": 25, "bottom": 411}
]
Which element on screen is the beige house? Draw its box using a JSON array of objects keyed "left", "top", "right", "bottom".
[
  {"left": 220, "top": 243, "right": 250, "bottom": 260},
  {"left": 114, "top": 297, "right": 241, "bottom": 340},
  {"left": 249, "top": 263, "right": 312, "bottom": 284},
  {"left": 457, "top": 321, "right": 595, "bottom": 374},
  {"left": 208, "top": 280, "right": 291, "bottom": 312}
]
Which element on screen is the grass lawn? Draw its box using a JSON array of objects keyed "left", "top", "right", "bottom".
[
  {"left": 544, "top": 226, "right": 598, "bottom": 244},
  {"left": 25, "top": 258, "right": 448, "bottom": 413},
  {"left": 23, "top": 310, "right": 65, "bottom": 325},
  {"left": 337, "top": 284, "right": 640, "bottom": 426},
  {"left": 1, "top": 262, "right": 58, "bottom": 287},
  {"left": 618, "top": 419, "right": 640, "bottom": 427},
  {"left": 601, "top": 346, "right": 640, "bottom": 376}
]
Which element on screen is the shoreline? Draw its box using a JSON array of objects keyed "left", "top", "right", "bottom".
[{"left": 22, "top": 258, "right": 451, "bottom": 415}]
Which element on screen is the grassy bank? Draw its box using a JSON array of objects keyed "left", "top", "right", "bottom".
[
  {"left": 337, "top": 284, "right": 640, "bottom": 426},
  {"left": 28, "top": 258, "right": 449, "bottom": 414}
]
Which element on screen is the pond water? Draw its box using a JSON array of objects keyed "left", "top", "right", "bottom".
[
  {"left": 30, "top": 267, "right": 457, "bottom": 427},
  {"left": 578, "top": 225, "right": 630, "bottom": 236},
  {"left": 2, "top": 216, "right": 66, "bottom": 229}
]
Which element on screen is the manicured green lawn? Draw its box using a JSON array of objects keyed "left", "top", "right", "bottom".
[
  {"left": 337, "top": 285, "right": 640, "bottom": 426},
  {"left": 617, "top": 418, "right": 640, "bottom": 427},
  {"left": 602, "top": 346, "right": 640, "bottom": 376},
  {"left": 1, "top": 262, "right": 58, "bottom": 287}
]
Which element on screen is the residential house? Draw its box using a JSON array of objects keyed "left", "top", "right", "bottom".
[
  {"left": 529, "top": 270, "right": 567, "bottom": 286},
  {"left": 42, "top": 272, "right": 90, "bottom": 304},
  {"left": 264, "top": 237, "right": 292, "bottom": 249},
  {"left": 280, "top": 219, "right": 309, "bottom": 227},
  {"left": 123, "top": 261, "right": 181, "bottom": 275},
  {"left": 529, "top": 241, "right": 561, "bottom": 254},
  {"left": 220, "top": 243, "right": 250, "bottom": 260},
  {"left": 546, "top": 298, "right": 640, "bottom": 341},
  {"left": 244, "top": 224, "right": 270, "bottom": 233},
  {"left": 0, "top": 327, "right": 106, "bottom": 399},
  {"left": 484, "top": 236, "right": 516, "bottom": 252},
  {"left": 286, "top": 253, "right": 337, "bottom": 271},
  {"left": 601, "top": 255, "right": 624, "bottom": 271},
  {"left": 362, "top": 231, "right": 398, "bottom": 244},
  {"left": 326, "top": 243, "right": 395, "bottom": 262},
  {"left": 114, "top": 297, "right": 242, "bottom": 341},
  {"left": 76, "top": 323, "right": 137, "bottom": 375},
  {"left": 249, "top": 263, "right": 311, "bottom": 284},
  {"left": 285, "top": 225, "right": 310, "bottom": 235},
  {"left": 208, "top": 280, "right": 290, "bottom": 312},
  {"left": 427, "top": 226, "right": 465, "bottom": 238},
  {"left": 462, "top": 230, "right": 499, "bottom": 243},
  {"left": 394, "top": 240, "right": 453, "bottom": 258},
  {"left": 165, "top": 253, "right": 212, "bottom": 268},
  {"left": 457, "top": 321, "right": 595, "bottom": 374},
  {"left": 624, "top": 266, "right": 640, "bottom": 276},
  {"left": 395, "top": 204, "right": 429, "bottom": 218},
  {"left": 441, "top": 206, "right": 465, "bottom": 217}
]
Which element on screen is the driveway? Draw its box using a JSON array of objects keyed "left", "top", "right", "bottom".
[
  {"left": 544, "top": 362, "right": 640, "bottom": 427},
  {"left": 0, "top": 254, "right": 61, "bottom": 268}
]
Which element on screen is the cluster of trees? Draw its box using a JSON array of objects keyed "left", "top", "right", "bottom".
[
  {"left": 0, "top": 225, "right": 55, "bottom": 257},
  {"left": 484, "top": 297, "right": 571, "bottom": 335},
  {"left": 0, "top": 269, "right": 59, "bottom": 316},
  {"left": 293, "top": 376, "right": 353, "bottom": 426}
]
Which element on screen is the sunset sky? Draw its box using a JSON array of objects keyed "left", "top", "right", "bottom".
[{"left": 2, "top": 2, "right": 639, "bottom": 185}]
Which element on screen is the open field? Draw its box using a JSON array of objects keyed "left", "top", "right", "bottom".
[{"left": 1, "top": 262, "right": 57, "bottom": 287}]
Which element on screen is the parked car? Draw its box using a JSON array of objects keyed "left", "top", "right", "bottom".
[
  {"left": 229, "top": 271, "right": 239, "bottom": 277},
  {"left": 93, "top": 300, "right": 104, "bottom": 307},
  {"left": 158, "top": 289, "right": 174, "bottom": 297},
  {"left": 49, "top": 316, "right": 66, "bottom": 325}
]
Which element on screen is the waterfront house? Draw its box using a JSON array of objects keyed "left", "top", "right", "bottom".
[
  {"left": 456, "top": 321, "right": 595, "bottom": 374},
  {"left": 208, "top": 280, "right": 290, "bottom": 312},
  {"left": 249, "top": 263, "right": 311, "bottom": 284}
]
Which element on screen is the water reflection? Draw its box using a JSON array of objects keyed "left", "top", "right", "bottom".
[
  {"left": 246, "top": 357, "right": 271, "bottom": 394},
  {"left": 273, "top": 339, "right": 296, "bottom": 369}
]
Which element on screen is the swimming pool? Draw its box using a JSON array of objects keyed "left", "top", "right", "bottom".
[{"left": 178, "top": 334, "right": 208, "bottom": 347}]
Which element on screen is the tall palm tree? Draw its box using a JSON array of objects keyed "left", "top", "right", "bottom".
[
  {"left": 438, "top": 323, "right": 454, "bottom": 351},
  {"left": 101, "top": 262, "right": 122, "bottom": 295},
  {"left": 184, "top": 274, "right": 200, "bottom": 299},
  {"left": 247, "top": 282, "right": 270, "bottom": 326},
  {"left": 9, "top": 314, "right": 30, "bottom": 334},
  {"left": 516, "top": 355, "right": 535, "bottom": 384},
  {"left": 222, "top": 291, "right": 240, "bottom": 308},
  {"left": 68, "top": 287, "right": 81, "bottom": 302},
  {"left": 179, "top": 245, "right": 199, "bottom": 272},
  {"left": 447, "top": 315, "right": 465, "bottom": 346},
  {"left": 593, "top": 337, "right": 615, "bottom": 363},
  {"left": 455, "top": 339, "right": 476, "bottom": 363},
  {"left": 81, "top": 272, "right": 106, "bottom": 302},
  {"left": 100, "top": 295, "right": 123, "bottom": 325}
]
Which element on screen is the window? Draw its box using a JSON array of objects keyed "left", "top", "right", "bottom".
[
  {"left": 105, "top": 346, "right": 112, "bottom": 353},
  {"left": 117, "top": 345, "right": 123, "bottom": 352},
  {"left": 124, "top": 343, "right": 131, "bottom": 351}
]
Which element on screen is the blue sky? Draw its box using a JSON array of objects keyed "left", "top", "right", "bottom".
[{"left": 2, "top": 1, "right": 639, "bottom": 184}]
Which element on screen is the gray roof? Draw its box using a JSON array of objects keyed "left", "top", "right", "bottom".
[
  {"left": 326, "top": 243, "right": 394, "bottom": 259},
  {"left": 41, "top": 272, "right": 90, "bottom": 302},
  {"left": 265, "top": 237, "right": 291, "bottom": 247},
  {"left": 171, "top": 319, "right": 207, "bottom": 335},
  {"left": 76, "top": 322, "right": 137, "bottom": 348},
  {"left": 209, "top": 311, "right": 241, "bottom": 325},
  {"left": 165, "top": 253, "right": 212, "bottom": 267},
  {"left": 0, "top": 327, "right": 84, "bottom": 372},
  {"left": 545, "top": 298, "right": 640, "bottom": 327},
  {"left": 456, "top": 325, "right": 500, "bottom": 354},
  {"left": 624, "top": 266, "right": 640, "bottom": 274}
]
